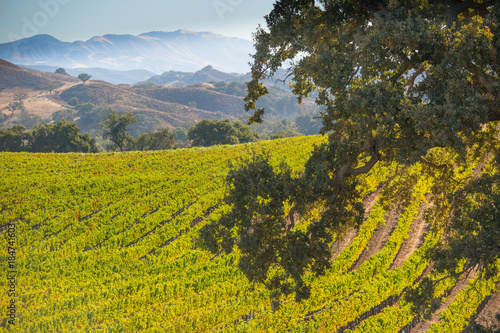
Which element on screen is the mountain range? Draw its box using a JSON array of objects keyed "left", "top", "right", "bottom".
[{"left": 0, "top": 30, "right": 254, "bottom": 74}]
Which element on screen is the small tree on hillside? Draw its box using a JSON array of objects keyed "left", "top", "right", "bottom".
[
  {"left": 55, "top": 68, "right": 69, "bottom": 76},
  {"left": 78, "top": 73, "right": 92, "bottom": 84},
  {"left": 99, "top": 109, "right": 137, "bottom": 152},
  {"left": 13, "top": 92, "right": 28, "bottom": 103},
  {"left": 44, "top": 82, "right": 60, "bottom": 94},
  {"left": 7, "top": 92, "right": 28, "bottom": 115}
]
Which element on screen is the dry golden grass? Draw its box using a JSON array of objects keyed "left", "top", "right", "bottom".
[
  {"left": 24, "top": 97, "right": 65, "bottom": 119},
  {"left": 0, "top": 83, "right": 78, "bottom": 120}
]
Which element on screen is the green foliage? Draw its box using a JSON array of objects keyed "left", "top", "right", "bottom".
[
  {"left": 175, "top": 127, "right": 188, "bottom": 142},
  {"left": 208, "top": 81, "right": 247, "bottom": 96},
  {"left": 43, "top": 82, "right": 61, "bottom": 94},
  {"left": 127, "top": 114, "right": 160, "bottom": 138},
  {"left": 132, "top": 127, "right": 176, "bottom": 151},
  {"left": 188, "top": 119, "right": 258, "bottom": 147},
  {"left": 0, "top": 120, "right": 99, "bottom": 153},
  {"left": 30, "top": 120, "right": 100, "bottom": 153},
  {"left": 75, "top": 102, "right": 107, "bottom": 132},
  {"left": 0, "top": 136, "right": 321, "bottom": 331},
  {"left": 295, "top": 111, "right": 322, "bottom": 136},
  {"left": 199, "top": 153, "right": 319, "bottom": 306},
  {"left": 269, "top": 118, "right": 302, "bottom": 139},
  {"left": 67, "top": 97, "right": 79, "bottom": 106},
  {"left": 0, "top": 125, "right": 31, "bottom": 151},
  {"left": 15, "top": 109, "right": 45, "bottom": 129},
  {"left": 210, "top": 0, "right": 500, "bottom": 310},
  {"left": 52, "top": 109, "right": 76, "bottom": 123},
  {"left": 1, "top": 135, "right": 497, "bottom": 331},
  {"left": 78, "top": 73, "right": 92, "bottom": 84},
  {"left": 233, "top": 120, "right": 260, "bottom": 143},
  {"left": 99, "top": 109, "right": 137, "bottom": 152},
  {"left": 55, "top": 67, "right": 69, "bottom": 76},
  {"left": 433, "top": 156, "right": 500, "bottom": 278}
]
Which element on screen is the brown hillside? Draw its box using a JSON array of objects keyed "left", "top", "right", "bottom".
[
  {"left": 133, "top": 86, "right": 245, "bottom": 116},
  {"left": 59, "top": 81, "right": 235, "bottom": 128},
  {"left": 0, "top": 58, "right": 77, "bottom": 91},
  {"left": 0, "top": 59, "right": 242, "bottom": 127}
]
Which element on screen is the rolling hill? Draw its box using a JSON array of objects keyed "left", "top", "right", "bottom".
[
  {"left": 0, "top": 59, "right": 315, "bottom": 132},
  {"left": 22, "top": 65, "right": 156, "bottom": 85},
  {"left": 0, "top": 58, "right": 78, "bottom": 91}
]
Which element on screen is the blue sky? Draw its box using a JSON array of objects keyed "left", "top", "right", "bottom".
[{"left": 0, "top": 0, "right": 275, "bottom": 44}]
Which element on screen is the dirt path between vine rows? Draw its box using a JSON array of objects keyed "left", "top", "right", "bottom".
[
  {"left": 390, "top": 201, "right": 430, "bottom": 270},
  {"left": 350, "top": 205, "right": 399, "bottom": 271},
  {"left": 411, "top": 269, "right": 479, "bottom": 333},
  {"left": 331, "top": 189, "right": 380, "bottom": 260},
  {"left": 471, "top": 283, "right": 500, "bottom": 332}
]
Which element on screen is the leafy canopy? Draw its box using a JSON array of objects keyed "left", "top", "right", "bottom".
[
  {"left": 78, "top": 73, "right": 92, "bottom": 84},
  {"left": 0, "top": 120, "right": 99, "bottom": 153},
  {"left": 99, "top": 109, "right": 137, "bottom": 152},
  {"left": 199, "top": 0, "right": 500, "bottom": 310},
  {"left": 188, "top": 119, "right": 259, "bottom": 147}
]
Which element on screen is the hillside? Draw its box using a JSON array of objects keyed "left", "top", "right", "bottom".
[
  {"left": 23, "top": 65, "right": 156, "bottom": 85},
  {"left": 145, "top": 65, "right": 251, "bottom": 86},
  {"left": 0, "top": 60, "right": 244, "bottom": 129},
  {"left": 133, "top": 85, "right": 245, "bottom": 115},
  {"left": 0, "top": 136, "right": 498, "bottom": 332},
  {"left": 0, "top": 59, "right": 316, "bottom": 132},
  {"left": 0, "top": 58, "right": 77, "bottom": 91}
]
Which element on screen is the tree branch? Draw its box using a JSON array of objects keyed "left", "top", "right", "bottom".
[
  {"left": 406, "top": 65, "right": 427, "bottom": 90},
  {"left": 420, "top": 157, "right": 448, "bottom": 170}
]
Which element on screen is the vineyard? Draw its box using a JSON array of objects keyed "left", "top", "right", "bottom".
[{"left": 0, "top": 135, "right": 499, "bottom": 332}]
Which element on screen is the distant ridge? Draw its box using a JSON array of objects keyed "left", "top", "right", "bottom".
[
  {"left": 0, "top": 30, "right": 254, "bottom": 74},
  {"left": 145, "top": 65, "right": 250, "bottom": 86}
]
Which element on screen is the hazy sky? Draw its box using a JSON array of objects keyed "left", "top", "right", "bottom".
[{"left": 0, "top": 0, "right": 275, "bottom": 44}]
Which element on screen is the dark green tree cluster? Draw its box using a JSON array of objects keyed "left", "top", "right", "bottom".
[
  {"left": 99, "top": 110, "right": 137, "bottom": 152},
  {"left": 78, "top": 73, "right": 92, "bottom": 84},
  {"left": 6, "top": 92, "right": 28, "bottom": 115},
  {"left": 199, "top": 0, "right": 500, "bottom": 314},
  {"left": 0, "top": 120, "right": 99, "bottom": 153},
  {"left": 51, "top": 109, "right": 76, "bottom": 123},
  {"left": 55, "top": 68, "right": 70, "bottom": 76},
  {"left": 207, "top": 81, "right": 247, "bottom": 96},
  {"left": 132, "top": 128, "right": 177, "bottom": 151},
  {"left": 188, "top": 119, "right": 259, "bottom": 147}
]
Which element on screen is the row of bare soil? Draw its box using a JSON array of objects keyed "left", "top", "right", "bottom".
[{"left": 336, "top": 187, "right": 499, "bottom": 332}]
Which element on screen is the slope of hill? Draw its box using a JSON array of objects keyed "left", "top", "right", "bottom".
[
  {"left": 1, "top": 60, "right": 316, "bottom": 132},
  {"left": 0, "top": 58, "right": 77, "bottom": 91},
  {"left": 0, "top": 30, "right": 254, "bottom": 73},
  {"left": 58, "top": 80, "right": 232, "bottom": 128},
  {"left": 1, "top": 136, "right": 498, "bottom": 332},
  {"left": 145, "top": 65, "right": 251, "bottom": 86},
  {"left": 133, "top": 85, "right": 245, "bottom": 115},
  {"left": 0, "top": 60, "right": 245, "bottom": 129},
  {"left": 22, "top": 65, "right": 156, "bottom": 85},
  {"left": 144, "top": 66, "right": 294, "bottom": 87}
]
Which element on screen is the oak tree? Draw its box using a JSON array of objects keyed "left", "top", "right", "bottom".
[
  {"left": 78, "top": 73, "right": 92, "bottom": 84},
  {"left": 99, "top": 109, "right": 137, "bottom": 152},
  {"left": 199, "top": 0, "right": 500, "bottom": 313}
]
